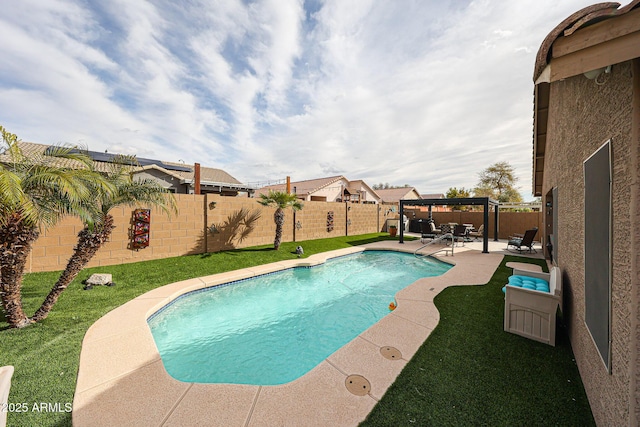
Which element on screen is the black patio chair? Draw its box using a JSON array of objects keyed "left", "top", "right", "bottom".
[
  {"left": 420, "top": 221, "right": 442, "bottom": 243},
  {"left": 507, "top": 228, "right": 538, "bottom": 253},
  {"left": 453, "top": 224, "right": 468, "bottom": 246}
]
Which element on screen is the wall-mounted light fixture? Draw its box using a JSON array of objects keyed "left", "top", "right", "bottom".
[
  {"left": 295, "top": 221, "right": 302, "bottom": 230},
  {"left": 583, "top": 65, "right": 611, "bottom": 80}
]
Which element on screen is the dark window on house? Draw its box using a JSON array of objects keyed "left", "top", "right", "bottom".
[{"left": 583, "top": 140, "right": 612, "bottom": 372}]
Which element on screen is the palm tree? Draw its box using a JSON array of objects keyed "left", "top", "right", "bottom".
[
  {"left": 0, "top": 126, "right": 112, "bottom": 328},
  {"left": 257, "top": 190, "right": 303, "bottom": 250},
  {"left": 31, "top": 155, "right": 177, "bottom": 322}
]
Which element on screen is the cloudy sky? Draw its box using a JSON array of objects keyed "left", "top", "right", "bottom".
[{"left": 0, "top": 0, "right": 599, "bottom": 198}]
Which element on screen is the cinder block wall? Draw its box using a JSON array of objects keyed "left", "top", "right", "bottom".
[
  {"left": 26, "top": 194, "right": 206, "bottom": 273},
  {"left": 205, "top": 195, "right": 383, "bottom": 250},
  {"left": 26, "top": 194, "right": 389, "bottom": 273},
  {"left": 541, "top": 60, "right": 636, "bottom": 426}
]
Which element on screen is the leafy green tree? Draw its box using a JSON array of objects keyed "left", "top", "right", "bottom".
[
  {"left": 446, "top": 187, "right": 471, "bottom": 210},
  {"left": 446, "top": 187, "right": 471, "bottom": 198},
  {"left": 473, "top": 161, "right": 523, "bottom": 203},
  {"left": 0, "top": 126, "right": 112, "bottom": 328},
  {"left": 257, "top": 190, "right": 303, "bottom": 250},
  {"left": 31, "top": 155, "right": 177, "bottom": 322}
]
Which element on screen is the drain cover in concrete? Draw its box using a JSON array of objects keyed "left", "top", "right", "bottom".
[
  {"left": 345, "top": 375, "right": 371, "bottom": 396},
  {"left": 380, "top": 346, "right": 402, "bottom": 360}
]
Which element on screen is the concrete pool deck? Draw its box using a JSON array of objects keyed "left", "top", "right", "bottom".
[{"left": 72, "top": 239, "right": 538, "bottom": 426}]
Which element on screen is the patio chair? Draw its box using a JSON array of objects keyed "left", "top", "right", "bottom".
[
  {"left": 468, "top": 224, "right": 484, "bottom": 241},
  {"left": 420, "top": 221, "right": 442, "bottom": 243},
  {"left": 0, "top": 366, "right": 14, "bottom": 427},
  {"left": 438, "top": 224, "right": 453, "bottom": 244},
  {"left": 420, "top": 222, "right": 435, "bottom": 243},
  {"left": 507, "top": 228, "right": 538, "bottom": 253},
  {"left": 453, "top": 224, "right": 468, "bottom": 246}
]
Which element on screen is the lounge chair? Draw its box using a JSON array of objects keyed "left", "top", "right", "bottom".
[
  {"left": 507, "top": 228, "right": 538, "bottom": 253},
  {"left": 0, "top": 366, "right": 14, "bottom": 427},
  {"left": 468, "top": 224, "right": 484, "bottom": 241}
]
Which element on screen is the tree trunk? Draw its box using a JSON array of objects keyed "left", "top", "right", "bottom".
[
  {"left": 31, "top": 215, "right": 115, "bottom": 323},
  {"left": 0, "top": 214, "right": 39, "bottom": 328},
  {"left": 273, "top": 208, "right": 285, "bottom": 250}
]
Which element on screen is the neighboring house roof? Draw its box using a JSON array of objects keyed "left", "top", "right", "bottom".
[
  {"left": 420, "top": 193, "right": 445, "bottom": 199},
  {"left": 256, "top": 175, "right": 381, "bottom": 203},
  {"left": 159, "top": 160, "right": 243, "bottom": 187},
  {"left": 256, "top": 175, "right": 346, "bottom": 198},
  {"left": 256, "top": 175, "right": 347, "bottom": 197},
  {"left": 376, "top": 187, "right": 421, "bottom": 203},
  {"left": 0, "top": 141, "right": 251, "bottom": 193}
]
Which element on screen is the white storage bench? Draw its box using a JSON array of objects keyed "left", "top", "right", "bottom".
[{"left": 503, "top": 266, "right": 562, "bottom": 346}]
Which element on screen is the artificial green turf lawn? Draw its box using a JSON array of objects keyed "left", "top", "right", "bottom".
[
  {"left": 2, "top": 237, "right": 595, "bottom": 426},
  {"left": 0, "top": 233, "right": 402, "bottom": 427},
  {"left": 361, "top": 255, "right": 596, "bottom": 427}
]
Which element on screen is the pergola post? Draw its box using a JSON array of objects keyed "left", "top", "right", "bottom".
[
  {"left": 494, "top": 204, "right": 499, "bottom": 242},
  {"left": 399, "top": 200, "right": 405, "bottom": 243},
  {"left": 483, "top": 199, "right": 489, "bottom": 253}
]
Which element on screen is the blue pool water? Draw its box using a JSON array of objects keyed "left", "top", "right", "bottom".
[{"left": 148, "top": 250, "right": 451, "bottom": 385}]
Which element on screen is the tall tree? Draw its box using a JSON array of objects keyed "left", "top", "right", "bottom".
[
  {"left": 257, "top": 190, "right": 303, "bottom": 250},
  {"left": 31, "top": 155, "right": 177, "bottom": 322},
  {"left": 446, "top": 187, "right": 471, "bottom": 211},
  {"left": 446, "top": 187, "right": 471, "bottom": 198},
  {"left": 0, "top": 126, "right": 112, "bottom": 328},
  {"left": 473, "top": 161, "right": 523, "bottom": 203}
]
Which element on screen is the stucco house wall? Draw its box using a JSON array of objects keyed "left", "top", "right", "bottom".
[
  {"left": 531, "top": 2, "right": 640, "bottom": 424},
  {"left": 134, "top": 168, "right": 184, "bottom": 193},
  {"left": 541, "top": 60, "right": 637, "bottom": 426},
  {"left": 308, "top": 177, "right": 349, "bottom": 201}
]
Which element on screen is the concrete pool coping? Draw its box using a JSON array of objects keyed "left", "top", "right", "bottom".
[{"left": 72, "top": 241, "right": 506, "bottom": 426}]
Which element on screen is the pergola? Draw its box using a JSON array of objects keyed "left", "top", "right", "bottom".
[{"left": 399, "top": 197, "right": 499, "bottom": 253}]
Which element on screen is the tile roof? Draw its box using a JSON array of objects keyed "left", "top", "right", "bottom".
[
  {"left": 0, "top": 141, "right": 244, "bottom": 186},
  {"left": 257, "top": 175, "right": 345, "bottom": 196},
  {"left": 420, "top": 193, "right": 445, "bottom": 199},
  {"left": 375, "top": 187, "right": 420, "bottom": 203}
]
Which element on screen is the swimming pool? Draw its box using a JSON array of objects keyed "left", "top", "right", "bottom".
[{"left": 148, "top": 250, "right": 451, "bottom": 385}]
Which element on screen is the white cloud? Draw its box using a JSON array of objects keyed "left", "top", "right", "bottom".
[{"left": 0, "top": 0, "right": 599, "bottom": 198}]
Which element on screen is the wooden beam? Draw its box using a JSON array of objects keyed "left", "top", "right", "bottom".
[{"left": 550, "top": 30, "right": 640, "bottom": 82}]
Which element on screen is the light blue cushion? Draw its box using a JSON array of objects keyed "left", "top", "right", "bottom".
[
  {"left": 508, "top": 276, "right": 522, "bottom": 286},
  {"left": 503, "top": 275, "right": 550, "bottom": 294}
]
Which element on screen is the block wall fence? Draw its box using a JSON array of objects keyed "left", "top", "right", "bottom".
[
  {"left": 25, "top": 194, "right": 395, "bottom": 273},
  {"left": 25, "top": 194, "right": 543, "bottom": 273}
]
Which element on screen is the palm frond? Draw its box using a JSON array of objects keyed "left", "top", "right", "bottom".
[{"left": 257, "top": 190, "right": 304, "bottom": 210}]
